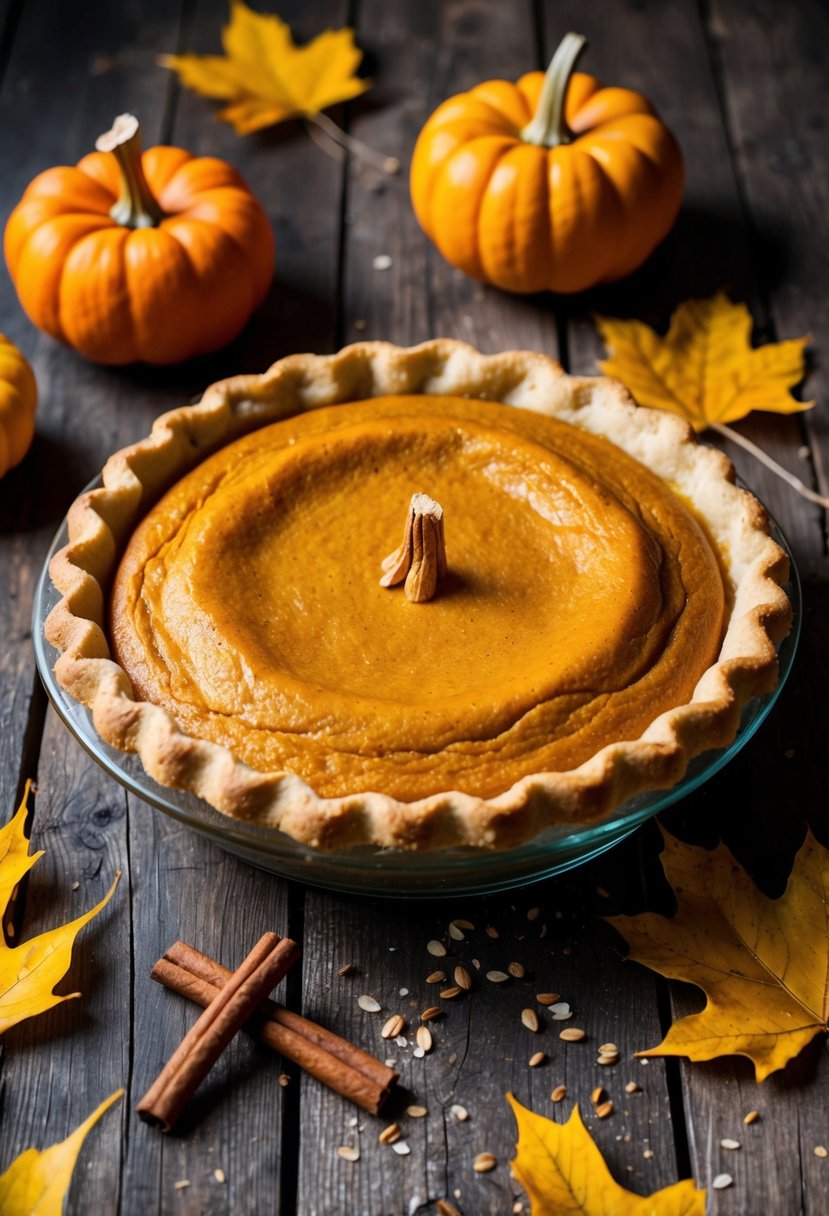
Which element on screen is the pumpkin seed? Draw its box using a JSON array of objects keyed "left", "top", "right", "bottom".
[
  {"left": 536, "top": 993, "right": 560, "bottom": 1006},
  {"left": 440, "top": 986, "right": 463, "bottom": 999},
  {"left": 596, "top": 1101, "right": 613, "bottom": 1119},
  {"left": 381, "top": 1014, "right": 405, "bottom": 1040},
  {"left": 473, "top": 1152, "right": 497, "bottom": 1173},
  {"left": 521, "top": 1008, "right": 540, "bottom": 1033},
  {"left": 454, "top": 965, "right": 472, "bottom": 990},
  {"left": 357, "top": 995, "right": 381, "bottom": 1013},
  {"left": 559, "top": 1027, "right": 586, "bottom": 1042},
  {"left": 427, "top": 940, "right": 447, "bottom": 957},
  {"left": 743, "top": 1110, "right": 760, "bottom": 1125},
  {"left": 337, "top": 1146, "right": 360, "bottom": 1161},
  {"left": 421, "top": 1006, "right": 442, "bottom": 1022},
  {"left": 379, "top": 1123, "right": 401, "bottom": 1145},
  {"left": 416, "top": 1026, "right": 433, "bottom": 1052},
  {"left": 406, "top": 1105, "right": 428, "bottom": 1118},
  {"left": 528, "top": 1051, "right": 546, "bottom": 1068},
  {"left": 426, "top": 970, "right": 447, "bottom": 984},
  {"left": 508, "top": 961, "right": 525, "bottom": 978},
  {"left": 486, "top": 970, "right": 509, "bottom": 983}
]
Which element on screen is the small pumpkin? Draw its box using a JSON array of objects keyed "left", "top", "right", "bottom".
[
  {"left": 0, "top": 334, "right": 37, "bottom": 478},
  {"left": 4, "top": 114, "right": 275, "bottom": 365},
  {"left": 410, "top": 33, "right": 683, "bottom": 294}
]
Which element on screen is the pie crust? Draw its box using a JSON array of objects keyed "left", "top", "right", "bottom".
[{"left": 45, "top": 340, "right": 792, "bottom": 850}]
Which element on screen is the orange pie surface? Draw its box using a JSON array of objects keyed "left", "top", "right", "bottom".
[{"left": 110, "top": 394, "right": 727, "bottom": 800}]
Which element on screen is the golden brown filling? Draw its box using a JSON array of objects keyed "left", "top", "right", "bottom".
[{"left": 110, "top": 395, "right": 727, "bottom": 800}]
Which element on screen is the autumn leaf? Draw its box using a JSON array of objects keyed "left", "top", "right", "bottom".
[
  {"left": 508, "top": 1094, "right": 705, "bottom": 1215},
  {"left": 160, "top": 0, "right": 370, "bottom": 135},
  {"left": 0, "top": 1089, "right": 123, "bottom": 1215},
  {"left": 608, "top": 830, "right": 829, "bottom": 1081},
  {"left": 0, "top": 782, "right": 120, "bottom": 1035},
  {"left": 597, "top": 292, "right": 812, "bottom": 431}
]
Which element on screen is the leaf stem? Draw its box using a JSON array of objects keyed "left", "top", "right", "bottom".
[
  {"left": 711, "top": 422, "right": 829, "bottom": 509},
  {"left": 304, "top": 110, "right": 400, "bottom": 175}
]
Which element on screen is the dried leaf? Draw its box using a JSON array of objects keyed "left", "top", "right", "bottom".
[
  {"left": 609, "top": 831, "right": 829, "bottom": 1081},
  {"left": 0, "top": 1089, "right": 123, "bottom": 1214},
  {"left": 597, "top": 292, "right": 813, "bottom": 430},
  {"left": 0, "top": 783, "right": 120, "bottom": 1035},
  {"left": 160, "top": 0, "right": 370, "bottom": 135},
  {"left": 508, "top": 1094, "right": 705, "bottom": 1214}
]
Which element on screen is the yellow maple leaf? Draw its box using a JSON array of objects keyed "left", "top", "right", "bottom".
[
  {"left": 160, "top": 0, "right": 371, "bottom": 135},
  {"left": 0, "top": 1089, "right": 123, "bottom": 1215},
  {"left": 508, "top": 1094, "right": 705, "bottom": 1215},
  {"left": 609, "top": 830, "right": 829, "bottom": 1081},
  {"left": 0, "top": 783, "right": 120, "bottom": 1035},
  {"left": 597, "top": 292, "right": 813, "bottom": 431}
]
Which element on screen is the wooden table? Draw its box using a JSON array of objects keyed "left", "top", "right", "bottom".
[{"left": 1, "top": 1, "right": 827, "bottom": 1212}]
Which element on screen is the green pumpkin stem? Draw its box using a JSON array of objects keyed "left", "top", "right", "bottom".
[
  {"left": 96, "top": 114, "right": 165, "bottom": 229},
  {"left": 521, "top": 33, "right": 588, "bottom": 149}
]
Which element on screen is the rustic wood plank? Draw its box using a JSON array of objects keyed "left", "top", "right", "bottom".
[
  {"left": 705, "top": 0, "right": 829, "bottom": 545},
  {"left": 296, "top": 3, "right": 679, "bottom": 1213},
  {"left": 540, "top": 0, "right": 821, "bottom": 575}
]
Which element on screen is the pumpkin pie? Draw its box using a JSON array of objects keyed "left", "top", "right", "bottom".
[{"left": 46, "top": 341, "right": 791, "bottom": 850}]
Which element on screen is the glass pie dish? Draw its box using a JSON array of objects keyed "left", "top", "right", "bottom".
[{"left": 34, "top": 479, "right": 800, "bottom": 898}]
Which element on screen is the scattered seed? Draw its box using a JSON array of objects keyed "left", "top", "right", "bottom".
[
  {"left": 473, "top": 1152, "right": 497, "bottom": 1173},
  {"left": 597, "top": 1055, "right": 619, "bottom": 1067},
  {"left": 379, "top": 1123, "right": 402, "bottom": 1145},
  {"left": 712, "top": 1174, "right": 733, "bottom": 1189},
  {"left": 373, "top": 254, "right": 393, "bottom": 271},
  {"left": 278, "top": 1073, "right": 291, "bottom": 1087},
  {"left": 214, "top": 1168, "right": 226, "bottom": 1183},
  {"left": 551, "top": 1085, "right": 567, "bottom": 1103},
  {"left": 643, "top": 1149, "right": 654, "bottom": 1160},
  {"left": 527, "top": 907, "right": 541, "bottom": 922},
  {"left": 521, "top": 1008, "right": 540, "bottom": 1033},
  {"left": 427, "top": 970, "right": 447, "bottom": 984},
  {"left": 549, "top": 1002, "right": 572, "bottom": 1020},
  {"left": 486, "top": 970, "right": 509, "bottom": 983},
  {"left": 596, "top": 1101, "right": 614, "bottom": 1119},
  {"left": 721, "top": 1139, "right": 741, "bottom": 1151},
  {"left": 413, "top": 1046, "right": 425, "bottom": 1059},
  {"left": 406, "top": 1105, "right": 428, "bottom": 1118},
  {"left": 454, "top": 918, "right": 475, "bottom": 931},
  {"left": 538, "top": 923, "right": 549, "bottom": 939},
  {"left": 559, "top": 1027, "right": 586, "bottom": 1042},
  {"left": 440, "top": 986, "right": 463, "bottom": 1000},
  {"left": 399, "top": 987, "right": 409, "bottom": 997},
  {"left": 485, "top": 926, "right": 500, "bottom": 939},
  {"left": 815, "top": 1146, "right": 828, "bottom": 1159},
  {"left": 454, "top": 965, "right": 472, "bottom": 990},
  {"left": 528, "top": 1051, "right": 546, "bottom": 1068},
  {"left": 437, "top": 1201, "right": 461, "bottom": 1216},
  {"left": 392, "top": 1141, "right": 411, "bottom": 1156},
  {"left": 358, "top": 995, "right": 381, "bottom": 1013},
  {"left": 596, "top": 886, "right": 610, "bottom": 899},
  {"left": 625, "top": 1082, "right": 642, "bottom": 1095},
  {"left": 512, "top": 1203, "right": 524, "bottom": 1214},
  {"left": 472, "top": 959, "right": 481, "bottom": 969},
  {"left": 416, "top": 1026, "right": 433, "bottom": 1052},
  {"left": 448, "top": 923, "right": 466, "bottom": 941},
  {"left": 71, "top": 881, "right": 80, "bottom": 892},
  {"left": 536, "top": 993, "right": 560, "bottom": 1006},
  {"left": 337, "top": 1146, "right": 360, "bottom": 1162},
  {"left": 353, "top": 318, "right": 367, "bottom": 331},
  {"left": 173, "top": 1180, "right": 190, "bottom": 1190},
  {"left": 421, "top": 1006, "right": 442, "bottom": 1022},
  {"left": 640, "top": 1058, "right": 650, "bottom": 1065},
  {"left": 381, "top": 1014, "right": 405, "bottom": 1040},
  {"left": 450, "top": 1104, "right": 469, "bottom": 1122},
  {"left": 508, "top": 962, "right": 526, "bottom": 979},
  {"left": 743, "top": 1110, "right": 760, "bottom": 1125},
  {"left": 591, "top": 1087, "right": 607, "bottom": 1106},
  {"left": 599, "top": 1043, "right": 619, "bottom": 1055},
  {"left": 427, "top": 940, "right": 447, "bottom": 957},
  {"left": 337, "top": 963, "right": 354, "bottom": 976}
]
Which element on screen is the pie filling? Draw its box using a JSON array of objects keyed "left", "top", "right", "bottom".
[{"left": 110, "top": 394, "right": 727, "bottom": 801}]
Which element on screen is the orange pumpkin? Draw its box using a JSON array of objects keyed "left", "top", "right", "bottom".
[
  {"left": 0, "top": 333, "right": 37, "bottom": 478},
  {"left": 411, "top": 33, "right": 683, "bottom": 294},
  {"left": 4, "top": 114, "right": 275, "bottom": 365}
]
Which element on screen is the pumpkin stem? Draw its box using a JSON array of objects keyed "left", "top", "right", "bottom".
[
  {"left": 379, "top": 492, "right": 447, "bottom": 603},
  {"left": 96, "top": 114, "right": 166, "bottom": 229},
  {"left": 521, "top": 32, "right": 588, "bottom": 149}
]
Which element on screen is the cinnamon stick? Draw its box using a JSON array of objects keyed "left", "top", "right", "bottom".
[
  {"left": 137, "top": 931, "right": 300, "bottom": 1131},
  {"left": 152, "top": 940, "right": 398, "bottom": 1115}
]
